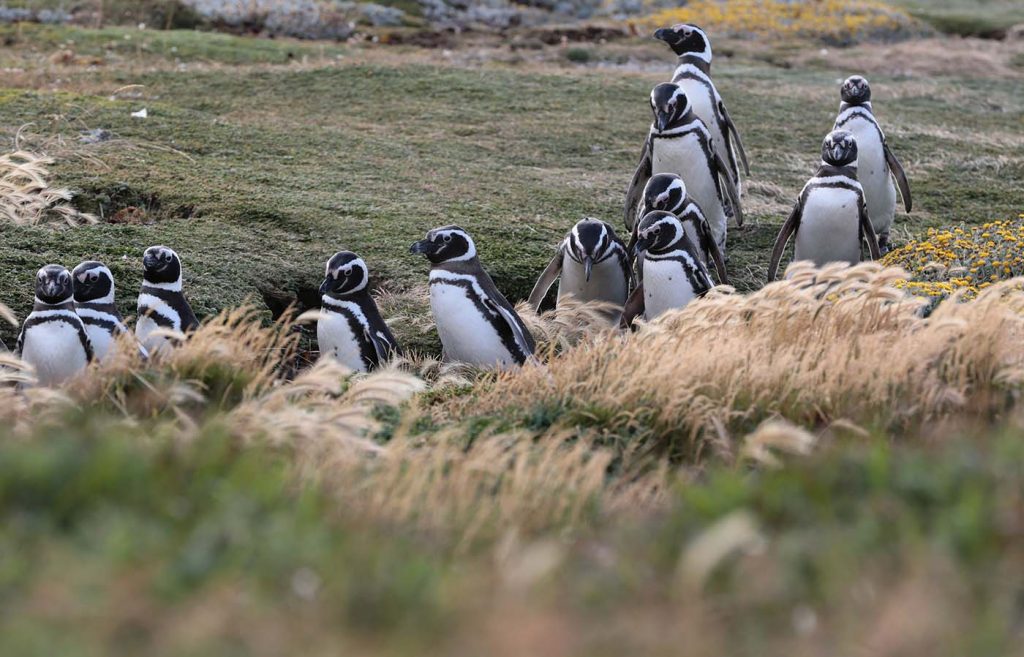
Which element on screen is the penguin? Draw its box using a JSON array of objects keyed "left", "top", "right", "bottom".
[
  {"left": 620, "top": 211, "right": 714, "bottom": 328},
  {"left": 767, "top": 130, "right": 882, "bottom": 281},
  {"left": 317, "top": 251, "right": 401, "bottom": 372},
  {"left": 653, "top": 23, "right": 749, "bottom": 193},
  {"left": 410, "top": 226, "right": 535, "bottom": 368},
  {"left": 135, "top": 245, "right": 199, "bottom": 354},
  {"left": 72, "top": 260, "right": 134, "bottom": 361},
  {"left": 527, "top": 218, "right": 631, "bottom": 313},
  {"left": 628, "top": 173, "right": 729, "bottom": 284},
  {"left": 624, "top": 83, "right": 743, "bottom": 257},
  {"left": 833, "top": 75, "right": 912, "bottom": 253},
  {"left": 16, "top": 265, "right": 93, "bottom": 386}
]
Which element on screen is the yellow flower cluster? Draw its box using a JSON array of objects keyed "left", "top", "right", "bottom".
[
  {"left": 883, "top": 217, "right": 1024, "bottom": 301},
  {"left": 640, "top": 0, "right": 914, "bottom": 42}
]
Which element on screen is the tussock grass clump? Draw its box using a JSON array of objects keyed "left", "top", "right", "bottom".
[
  {"left": 0, "top": 150, "right": 97, "bottom": 226},
  {"left": 453, "top": 263, "right": 1024, "bottom": 461}
]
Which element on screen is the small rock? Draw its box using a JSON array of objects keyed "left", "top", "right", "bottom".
[{"left": 79, "top": 129, "right": 113, "bottom": 144}]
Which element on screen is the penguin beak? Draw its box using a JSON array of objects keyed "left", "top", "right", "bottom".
[
  {"left": 583, "top": 255, "right": 594, "bottom": 282},
  {"left": 76, "top": 272, "right": 88, "bottom": 284},
  {"left": 410, "top": 239, "right": 435, "bottom": 256},
  {"left": 653, "top": 28, "right": 675, "bottom": 44},
  {"left": 636, "top": 234, "right": 653, "bottom": 255},
  {"left": 318, "top": 277, "right": 330, "bottom": 297},
  {"left": 654, "top": 110, "right": 670, "bottom": 132},
  {"left": 44, "top": 280, "right": 61, "bottom": 298}
]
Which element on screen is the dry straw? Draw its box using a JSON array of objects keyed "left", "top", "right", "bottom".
[{"left": 0, "top": 150, "right": 98, "bottom": 226}]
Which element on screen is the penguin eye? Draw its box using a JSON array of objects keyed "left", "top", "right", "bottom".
[
  {"left": 89, "top": 272, "right": 99, "bottom": 282},
  {"left": 443, "top": 234, "right": 452, "bottom": 243},
  {"left": 342, "top": 267, "right": 352, "bottom": 277},
  {"left": 653, "top": 226, "right": 662, "bottom": 234}
]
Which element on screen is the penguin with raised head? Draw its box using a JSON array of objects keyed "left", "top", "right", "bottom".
[
  {"left": 136, "top": 245, "right": 199, "bottom": 354},
  {"left": 17, "top": 265, "right": 93, "bottom": 385},
  {"left": 833, "top": 75, "right": 911, "bottom": 253},
  {"left": 767, "top": 130, "right": 881, "bottom": 281},
  {"left": 620, "top": 211, "right": 714, "bottom": 328},
  {"left": 410, "top": 226, "right": 535, "bottom": 368},
  {"left": 653, "top": 23, "right": 749, "bottom": 192},
  {"left": 625, "top": 83, "right": 743, "bottom": 256},
  {"left": 72, "top": 260, "right": 134, "bottom": 361},
  {"left": 527, "top": 218, "right": 631, "bottom": 313},
  {"left": 317, "top": 251, "right": 401, "bottom": 372},
  {"left": 628, "top": 173, "right": 728, "bottom": 284}
]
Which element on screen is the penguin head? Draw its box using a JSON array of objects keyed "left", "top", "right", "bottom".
[
  {"left": 568, "top": 218, "right": 619, "bottom": 282},
  {"left": 840, "top": 75, "right": 871, "bottom": 105},
  {"left": 635, "top": 211, "right": 684, "bottom": 255},
  {"left": 822, "top": 130, "right": 859, "bottom": 167},
  {"left": 642, "top": 174, "right": 687, "bottom": 215},
  {"left": 72, "top": 261, "right": 115, "bottom": 304},
  {"left": 650, "top": 83, "right": 690, "bottom": 132},
  {"left": 142, "top": 245, "right": 183, "bottom": 286},
  {"left": 410, "top": 226, "right": 476, "bottom": 264},
  {"left": 320, "top": 251, "right": 369, "bottom": 297},
  {"left": 653, "top": 23, "right": 712, "bottom": 61},
  {"left": 35, "top": 265, "right": 74, "bottom": 305}
]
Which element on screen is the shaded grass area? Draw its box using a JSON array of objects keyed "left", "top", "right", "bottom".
[
  {"left": 890, "top": 0, "right": 1024, "bottom": 37},
  {"left": 1, "top": 27, "right": 1021, "bottom": 352}
]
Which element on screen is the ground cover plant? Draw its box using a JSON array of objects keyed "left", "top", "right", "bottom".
[{"left": 0, "top": 1, "right": 1023, "bottom": 654}]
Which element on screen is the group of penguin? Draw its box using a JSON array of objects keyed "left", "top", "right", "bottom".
[{"left": 9, "top": 23, "right": 916, "bottom": 383}]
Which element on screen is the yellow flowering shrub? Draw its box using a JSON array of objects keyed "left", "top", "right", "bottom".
[
  {"left": 882, "top": 216, "right": 1024, "bottom": 302},
  {"left": 640, "top": 0, "right": 916, "bottom": 43}
]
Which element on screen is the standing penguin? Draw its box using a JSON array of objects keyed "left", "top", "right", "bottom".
[
  {"left": 620, "top": 211, "right": 714, "bottom": 328},
  {"left": 653, "top": 23, "right": 749, "bottom": 192},
  {"left": 17, "top": 265, "right": 93, "bottom": 385},
  {"left": 317, "top": 251, "right": 401, "bottom": 372},
  {"left": 410, "top": 226, "right": 535, "bottom": 368},
  {"left": 833, "top": 75, "right": 912, "bottom": 253},
  {"left": 72, "top": 260, "right": 132, "bottom": 361},
  {"left": 767, "top": 131, "right": 881, "bottom": 281},
  {"left": 625, "top": 83, "right": 743, "bottom": 256},
  {"left": 135, "top": 245, "right": 199, "bottom": 354},
  {"left": 628, "top": 173, "right": 729, "bottom": 284},
  {"left": 527, "top": 218, "right": 631, "bottom": 313}
]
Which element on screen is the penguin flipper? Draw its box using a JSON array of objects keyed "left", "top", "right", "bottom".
[
  {"left": 619, "top": 284, "right": 645, "bottom": 330},
  {"left": 715, "top": 152, "right": 744, "bottom": 227},
  {"left": 700, "top": 219, "right": 730, "bottom": 285},
  {"left": 527, "top": 249, "right": 564, "bottom": 311},
  {"left": 768, "top": 202, "right": 802, "bottom": 282},
  {"left": 485, "top": 297, "right": 535, "bottom": 363},
  {"left": 624, "top": 136, "right": 652, "bottom": 230},
  {"left": 884, "top": 142, "right": 912, "bottom": 213},
  {"left": 859, "top": 198, "right": 882, "bottom": 261},
  {"left": 719, "top": 99, "right": 750, "bottom": 176}
]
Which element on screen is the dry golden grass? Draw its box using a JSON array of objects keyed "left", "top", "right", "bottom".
[
  {"left": 452, "top": 262, "right": 1024, "bottom": 461},
  {"left": 0, "top": 149, "right": 98, "bottom": 226}
]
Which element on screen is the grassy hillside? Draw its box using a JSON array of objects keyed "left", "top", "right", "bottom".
[{"left": 1, "top": 18, "right": 1023, "bottom": 657}]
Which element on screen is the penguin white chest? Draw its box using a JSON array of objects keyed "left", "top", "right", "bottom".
[
  {"left": 318, "top": 308, "right": 368, "bottom": 373},
  {"left": 643, "top": 258, "right": 698, "bottom": 321},
  {"left": 557, "top": 254, "right": 628, "bottom": 308},
  {"left": 429, "top": 274, "right": 516, "bottom": 368},
  {"left": 82, "top": 324, "right": 114, "bottom": 362},
  {"left": 795, "top": 187, "right": 863, "bottom": 267},
  {"left": 844, "top": 120, "right": 896, "bottom": 233},
  {"left": 652, "top": 136, "right": 727, "bottom": 246},
  {"left": 21, "top": 320, "right": 89, "bottom": 386},
  {"left": 678, "top": 80, "right": 729, "bottom": 175}
]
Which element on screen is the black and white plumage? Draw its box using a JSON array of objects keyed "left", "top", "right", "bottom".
[
  {"left": 17, "top": 265, "right": 93, "bottom": 386},
  {"left": 628, "top": 173, "right": 729, "bottom": 284},
  {"left": 621, "top": 211, "right": 714, "bottom": 328},
  {"left": 317, "top": 251, "right": 401, "bottom": 372},
  {"left": 653, "top": 23, "right": 749, "bottom": 193},
  {"left": 767, "top": 131, "right": 882, "bottom": 281},
  {"left": 624, "top": 84, "right": 743, "bottom": 257},
  {"left": 136, "top": 245, "right": 199, "bottom": 354},
  {"left": 72, "top": 260, "right": 133, "bottom": 361},
  {"left": 833, "top": 75, "right": 911, "bottom": 253},
  {"left": 527, "top": 218, "right": 631, "bottom": 313},
  {"left": 411, "top": 226, "right": 535, "bottom": 368}
]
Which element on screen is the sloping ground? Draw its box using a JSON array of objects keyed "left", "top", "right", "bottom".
[{"left": 0, "top": 24, "right": 1021, "bottom": 352}]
